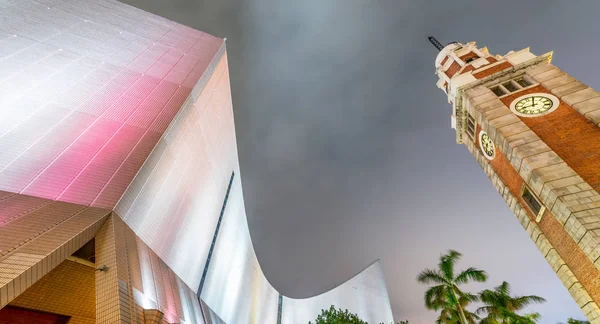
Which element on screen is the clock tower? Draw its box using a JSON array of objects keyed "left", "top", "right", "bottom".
[{"left": 433, "top": 37, "right": 600, "bottom": 322}]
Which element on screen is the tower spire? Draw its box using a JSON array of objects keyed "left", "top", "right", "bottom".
[{"left": 428, "top": 36, "right": 444, "bottom": 51}]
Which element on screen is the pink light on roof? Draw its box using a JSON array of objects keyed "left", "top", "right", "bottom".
[{"left": 0, "top": 0, "right": 223, "bottom": 208}]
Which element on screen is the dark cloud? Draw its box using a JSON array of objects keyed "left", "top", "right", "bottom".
[{"left": 120, "top": 0, "right": 598, "bottom": 321}]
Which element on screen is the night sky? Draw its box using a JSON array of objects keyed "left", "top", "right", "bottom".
[{"left": 120, "top": 1, "right": 599, "bottom": 322}]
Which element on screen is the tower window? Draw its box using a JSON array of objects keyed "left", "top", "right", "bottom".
[
  {"left": 465, "top": 56, "right": 477, "bottom": 63},
  {"left": 491, "top": 86, "right": 507, "bottom": 97},
  {"left": 460, "top": 52, "right": 480, "bottom": 64},
  {"left": 466, "top": 113, "right": 476, "bottom": 140},
  {"left": 521, "top": 185, "right": 545, "bottom": 222},
  {"left": 490, "top": 75, "right": 536, "bottom": 97},
  {"left": 515, "top": 77, "right": 532, "bottom": 88},
  {"left": 503, "top": 81, "right": 519, "bottom": 92}
]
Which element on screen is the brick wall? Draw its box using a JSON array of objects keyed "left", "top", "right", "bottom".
[
  {"left": 473, "top": 61, "right": 513, "bottom": 79},
  {"left": 476, "top": 125, "right": 600, "bottom": 307},
  {"left": 9, "top": 259, "right": 95, "bottom": 324},
  {"left": 500, "top": 85, "right": 600, "bottom": 192},
  {"left": 466, "top": 135, "right": 600, "bottom": 322},
  {"left": 465, "top": 73, "right": 600, "bottom": 322},
  {"left": 445, "top": 61, "right": 461, "bottom": 78}
]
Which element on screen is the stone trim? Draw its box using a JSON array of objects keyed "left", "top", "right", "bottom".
[
  {"left": 466, "top": 86, "right": 600, "bottom": 274},
  {"left": 470, "top": 146, "right": 600, "bottom": 322},
  {"left": 528, "top": 63, "right": 600, "bottom": 126}
]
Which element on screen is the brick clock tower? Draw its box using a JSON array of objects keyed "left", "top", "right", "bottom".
[{"left": 432, "top": 37, "right": 600, "bottom": 322}]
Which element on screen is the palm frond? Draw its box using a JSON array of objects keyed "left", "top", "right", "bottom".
[
  {"left": 424, "top": 284, "right": 447, "bottom": 310},
  {"left": 457, "top": 291, "right": 479, "bottom": 304},
  {"left": 512, "top": 295, "right": 546, "bottom": 310},
  {"left": 439, "top": 250, "right": 461, "bottom": 280},
  {"left": 455, "top": 267, "right": 487, "bottom": 284},
  {"left": 478, "top": 281, "right": 545, "bottom": 324},
  {"left": 417, "top": 269, "right": 447, "bottom": 285},
  {"left": 524, "top": 312, "right": 541, "bottom": 323},
  {"left": 498, "top": 281, "right": 511, "bottom": 296},
  {"left": 475, "top": 305, "right": 496, "bottom": 316},
  {"left": 479, "top": 316, "right": 500, "bottom": 324},
  {"left": 479, "top": 289, "right": 502, "bottom": 308}
]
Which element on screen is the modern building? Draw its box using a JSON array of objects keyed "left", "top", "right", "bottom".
[
  {"left": 433, "top": 37, "right": 600, "bottom": 322},
  {"left": 0, "top": 0, "right": 394, "bottom": 323}
]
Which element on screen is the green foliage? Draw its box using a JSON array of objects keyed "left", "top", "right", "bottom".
[
  {"left": 476, "top": 281, "right": 546, "bottom": 324},
  {"left": 417, "top": 250, "right": 488, "bottom": 323},
  {"left": 562, "top": 319, "right": 590, "bottom": 324},
  {"left": 308, "top": 305, "right": 408, "bottom": 324},
  {"left": 308, "top": 306, "right": 367, "bottom": 324},
  {"left": 436, "top": 301, "right": 480, "bottom": 324},
  {"left": 417, "top": 251, "right": 551, "bottom": 324}
]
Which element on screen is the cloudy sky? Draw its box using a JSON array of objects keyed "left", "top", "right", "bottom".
[{"left": 121, "top": 0, "right": 599, "bottom": 322}]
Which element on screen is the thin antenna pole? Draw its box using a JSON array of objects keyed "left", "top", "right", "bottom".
[{"left": 428, "top": 36, "right": 444, "bottom": 51}]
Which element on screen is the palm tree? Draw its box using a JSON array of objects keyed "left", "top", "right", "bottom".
[
  {"left": 436, "top": 296, "right": 480, "bottom": 324},
  {"left": 417, "top": 250, "right": 488, "bottom": 323},
  {"left": 477, "top": 281, "right": 546, "bottom": 323}
]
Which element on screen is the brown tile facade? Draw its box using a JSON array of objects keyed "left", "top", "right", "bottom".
[
  {"left": 94, "top": 214, "right": 206, "bottom": 324},
  {"left": 0, "top": 192, "right": 109, "bottom": 310},
  {"left": 9, "top": 260, "right": 96, "bottom": 324},
  {"left": 0, "top": 192, "right": 206, "bottom": 324}
]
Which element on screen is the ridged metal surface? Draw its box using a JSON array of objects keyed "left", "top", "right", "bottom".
[
  {"left": 117, "top": 50, "right": 394, "bottom": 323},
  {"left": 0, "top": 0, "right": 222, "bottom": 209}
]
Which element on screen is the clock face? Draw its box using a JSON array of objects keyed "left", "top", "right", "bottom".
[
  {"left": 514, "top": 96, "right": 553, "bottom": 115},
  {"left": 510, "top": 93, "right": 559, "bottom": 117},
  {"left": 479, "top": 131, "right": 495, "bottom": 160}
]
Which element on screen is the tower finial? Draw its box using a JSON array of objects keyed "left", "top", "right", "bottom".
[{"left": 428, "top": 36, "right": 444, "bottom": 51}]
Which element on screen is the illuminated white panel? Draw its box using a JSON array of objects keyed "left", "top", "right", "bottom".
[
  {"left": 282, "top": 261, "right": 395, "bottom": 324},
  {"left": 200, "top": 299, "right": 227, "bottom": 324},
  {"left": 0, "top": 0, "right": 222, "bottom": 208},
  {"left": 200, "top": 179, "right": 279, "bottom": 324},
  {"left": 115, "top": 49, "right": 235, "bottom": 290},
  {"left": 118, "top": 47, "right": 394, "bottom": 322}
]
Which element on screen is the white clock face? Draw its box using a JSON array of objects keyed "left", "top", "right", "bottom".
[
  {"left": 479, "top": 131, "right": 495, "bottom": 160},
  {"left": 510, "top": 93, "right": 559, "bottom": 117}
]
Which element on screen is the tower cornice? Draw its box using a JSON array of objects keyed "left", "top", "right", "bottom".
[{"left": 452, "top": 51, "right": 553, "bottom": 144}]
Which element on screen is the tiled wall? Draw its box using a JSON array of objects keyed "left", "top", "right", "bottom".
[
  {"left": 0, "top": 0, "right": 222, "bottom": 209},
  {"left": 0, "top": 191, "right": 110, "bottom": 309},
  {"left": 96, "top": 214, "right": 206, "bottom": 324},
  {"left": 10, "top": 259, "right": 96, "bottom": 324}
]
